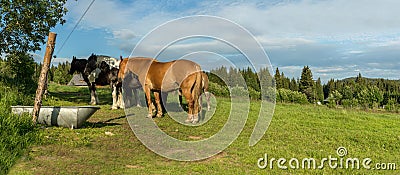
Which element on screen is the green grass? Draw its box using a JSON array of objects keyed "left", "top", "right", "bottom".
[
  {"left": 0, "top": 86, "right": 39, "bottom": 174},
  {"left": 8, "top": 84, "right": 400, "bottom": 174}
]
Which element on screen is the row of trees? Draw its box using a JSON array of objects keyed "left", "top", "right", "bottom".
[
  {"left": 275, "top": 66, "right": 324, "bottom": 103},
  {"left": 0, "top": 56, "right": 72, "bottom": 94},
  {"left": 37, "top": 61, "right": 400, "bottom": 112},
  {"left": 273, "top": 67, "right": 400, "bottom": 111},
  {"left": 323, "top": 73, "right": 400, "bottom": 110},
  {"left": 208, "top": 66, "right": 275, "bottom": 101},
  {"left": 34, "top": 61, "right": 72, "bottom": 85},
  {"left": 206, "top": 65, "right": 399, "bottom": 111},
  {"left": 0, "top": 0, "right": 68, "bottom": 95}
]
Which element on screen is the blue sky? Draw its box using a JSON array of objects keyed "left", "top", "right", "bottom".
[{"left": 33, "top": 0, "right": 400, "bottom": 83}]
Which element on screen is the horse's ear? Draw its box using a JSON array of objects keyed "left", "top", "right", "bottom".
[
  {"left": 73, "top": 56, "right": 76, "bottom": 60},
  {"left": 120, "top": 56, "right": 123, "bottom": 60}
]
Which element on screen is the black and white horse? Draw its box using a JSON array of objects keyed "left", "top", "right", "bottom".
[{"left": 69, "top": 54, "right": 123, "bottom": 109}]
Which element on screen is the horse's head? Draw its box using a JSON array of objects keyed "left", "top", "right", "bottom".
[
  {"left": 117, "top": 57, "right": 129, "bottom": 82},
  {"left": 84, "top": 54, "right": 98, "bottom": 75},
  {"left": 99, "top": 61, "right": 110, "bottom": 72},
  {"left": 69, "top": 56, "right": 87, "bottom": 74}
]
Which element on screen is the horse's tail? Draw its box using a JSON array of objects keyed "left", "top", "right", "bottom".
[
  {"left": 192, "top": 68, "right": 203, "bottom": 116},
  {"left": 202, "top": 72, "right": 209, "bottom": 93},
  {"left": 202, "top": 72, "right": 211, "bottom": 111}
]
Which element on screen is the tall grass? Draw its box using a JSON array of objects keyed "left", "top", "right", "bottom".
[{"left": 0, "top": 85, "right": 40, "bottom": 174}]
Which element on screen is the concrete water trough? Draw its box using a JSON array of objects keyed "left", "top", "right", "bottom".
[{"left": 11, "top": 106, "right": 100, "bottom": 129}]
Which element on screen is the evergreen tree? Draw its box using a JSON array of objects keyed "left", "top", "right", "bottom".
[
  {"left": 274, "top": 67, "right": 282, "bottom": 89},
  {"left": 299, "top": 66, "right": 314, "bottom": 101},
  {"left": 355, "top": 72, "right": 366, "bottom": 86},
  {"left": 281, "top": 72, "right": 290, "bottom": 89},
  {"left": 323, "top": 79, "right": 335, "bottom": 99},
  {"left": 289, "top": 78, "right": 298, "bottom": 91},
  {"left": 315, "top": 78, "right": 324, "bottom": 102},
  {"left": 243, "top": 67, "right": 260, "bottom": 91},
  {"left": 258, "top": 67, "right": 273, "bottom": 88},
  {"left": 210, "top": 66, "right": 228, "bottom": 86}
]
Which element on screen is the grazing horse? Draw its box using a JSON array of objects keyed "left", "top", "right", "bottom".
[
  {"left": 199, "top": 72, "right": 211, "bottom": 111},
  {"left": 69, "top": 54, "right": 122, "bottom": 108},
  {"left": 122, "top": 57, "right": 203, "bottom": 123},
  {"left": 119, "top": 57, "right": 211, "bottom": 115},
  {"left": 117, "top": 57, "right": 142, "bottom": 108},
  {"left": 177, "top": 71, "right": 211, "bottom": 111}
]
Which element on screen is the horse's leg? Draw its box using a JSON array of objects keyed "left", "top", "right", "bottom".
[
  {"left": 192, "top": 93, "right": 200, "bottom": 124},
  {"left": 90, "top": 83, "right": 97, "bottom": 105},
  {"left": 95, "top": 86, "right": 99, "bottom": 104},
  {"left": 111, "top": 83, "right": 118, "bottom": 109},
  {"left": 123, "top": 84, "right": 132, "bottom": 108},
  {"left": 178, "top": 89, "right": 183, "bottom": 108},
  {"left": 116, "top": 83, "right": 124, "bottom": 108},
  {"left": 144, "top": 85, "right": 154, "bottom": 118},
  {"left": 154, "top": 91, "right": 163, "bottom": 118},
  {"left": 86, "top": 83, "right": 93, "bottom": 104},
  {"left": 205, "top": 91, "right": 211, "bottom": 111},
  {"left": 160, "top": 92, "right": 168, "bottom": 113},
  {"left": 182, "top": 88, "right": 194, "bottom": 123},
  {"left": 134, "top": 88, "right": 141, "bottom": 107},
  {"left": 118, "top": 88, "right": 125, "bottom": 108}
]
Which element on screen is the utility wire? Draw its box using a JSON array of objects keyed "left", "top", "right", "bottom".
[{"left": 55, "top": 0, "right": 96, "bottom": 57}]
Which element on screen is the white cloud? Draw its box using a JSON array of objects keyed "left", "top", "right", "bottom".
[
  {"left": 216, "top": 0, "right": 400, "bottom": 39},
  {"left": 348, "top": 50, "right": 363, "bottom": 54},
  {"left": 57, "top": 0, "right": 400, "bottom": 81}
]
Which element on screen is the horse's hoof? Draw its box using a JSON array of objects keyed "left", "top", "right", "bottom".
[
  {"left": 185, "top": 115, "right": 194, "bottom": 123},
  {"left": 111, "top": 106, "right": 118, "bottom": 110},
  {"left": 147, "top": 114, "right": 153, "bottom": 118},
  {"left": 136, "top": 104, "right": 142, "bottom": 108},
  {"left": 192, "top": 119, "right": 199, "bottom": 124},
  {"left": 156, "top": 114, "right": 162, "bottom": 118}
]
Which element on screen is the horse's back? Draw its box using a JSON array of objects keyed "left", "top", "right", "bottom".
[{"left": 148, "top": 59, "right": 201, "bottom": 91}]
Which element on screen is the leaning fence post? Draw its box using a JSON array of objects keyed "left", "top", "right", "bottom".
[{"left": 32, "top": 32, "right": 57, "bottom": 124}]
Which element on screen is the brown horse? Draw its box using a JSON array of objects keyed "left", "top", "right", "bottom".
[
  {"left": 120, "top": 57, "right": 203, "bottom": 123},
  {"left": 117, "top": 57, "right": 142, "bottom": 108},
  {"left": 177, "top": 71, "right": 210, "bottom": 111},
  {"left": 200, "top": 72, "right": 211, "bottom": 111},
  {"left": 119, "top": 57, "right": 210, "bottom": 111}
]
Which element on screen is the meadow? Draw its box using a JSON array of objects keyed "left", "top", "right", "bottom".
[{"left": 8, "top": 83, "right": 400, "bottom": 174}]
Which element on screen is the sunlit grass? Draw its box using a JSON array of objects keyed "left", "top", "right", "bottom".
[{"left": 9, "top": 84, "right": 400, "bottom": 174}]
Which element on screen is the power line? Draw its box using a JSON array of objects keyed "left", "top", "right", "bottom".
[{"left": 55, "top": 0, "right": 96, "bottom": 57}]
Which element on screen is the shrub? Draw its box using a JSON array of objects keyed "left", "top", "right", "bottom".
[
  {"left": 0, "top": 84, "right": 39, "bottom": 174},
  {"left": 326, "top": 95, "right": 336, "bottom": 108},
  {"left": 276, "top": 88, "right": 308, "bottom": 104},
  {"left": 385, "top": 98, "right": 397, "bottom": 112},
  {"left": 209, "top": 82, "right": 229, "bottom": 97},
  {"left": 231, "top": 85, "right": 248, "bottom": 98},
  {"left": 342, "top": 99, "right": 358, "bottom": 109},
  {"left": 248, "top": 87, "right": 261, "bottom": 100},
  {"left": 261, "top": 86, "right": 276, "bottom": 102}
]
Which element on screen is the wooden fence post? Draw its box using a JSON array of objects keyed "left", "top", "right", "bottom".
[{"left": 32, "top": 32, "right": 57, "bottom": 124}]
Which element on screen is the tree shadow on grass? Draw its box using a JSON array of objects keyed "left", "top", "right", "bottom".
[
  {"left": 48, "top": 87, "right": 113, "bottom": 105},
  {"left": 82, "top": 116, "right": 125, "bottom": 128}
]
